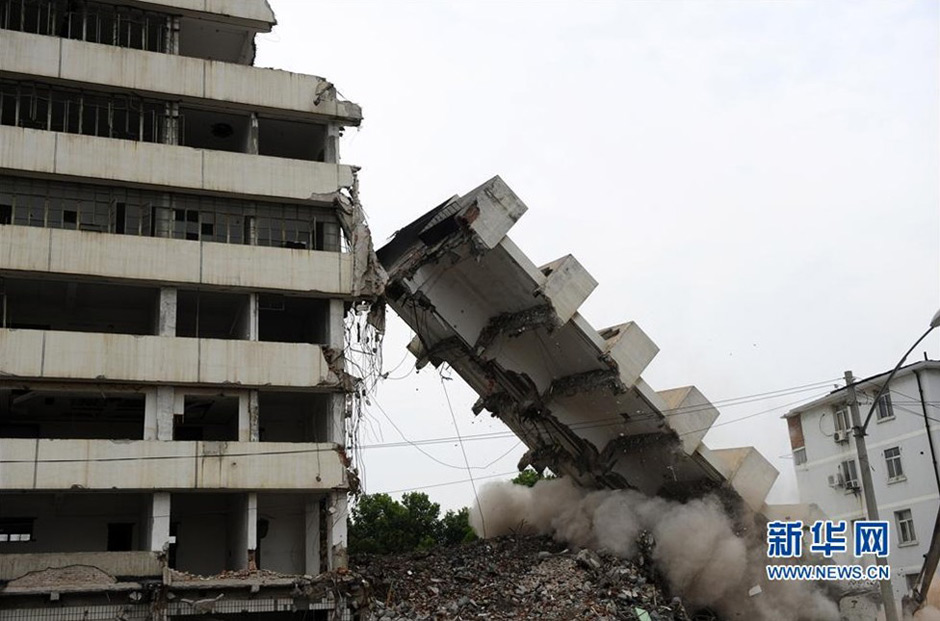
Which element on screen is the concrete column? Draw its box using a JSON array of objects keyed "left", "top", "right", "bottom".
[
  {"left": 326, "top": 492, "right": 348, "bottom": 570},
  {"left": 246, "top": 113, "right": 260, "bottom": 155},
  {"left": 328, "top": 299, "right": 344, "bottom": 349},
  {"left": 226, "top": 493, "right": 257, "bottom": 570},
  {"left": 155, "top": 288, "right": 176, "bottom": 336},
  {"left": 148, "top": 492, "right": 172, "bottom": 553},
  {"left": 324, "top": 125, "right": 341, "bottom": 164},
  {"left": 144, "top": 386, "right": 176, "bottom": 441},
  {"left": 327, "top": 394, "right": 345, "bottom": 445},
  {"left": 237, "top": 293, "right": 259, "bottom": 341},
  {"left": 304, "top": 496, "right": 321, "bottom": 576},
  {"left": 238, "top": 391, "right": 259, "bottom": 442}
]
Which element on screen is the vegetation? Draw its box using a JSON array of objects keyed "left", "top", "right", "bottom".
[
  {"left": 511, "top": 467, "right": 556, "bottom": 487},
  {"left": 348, "top": 492, "right": 476, "bottom": 555}
]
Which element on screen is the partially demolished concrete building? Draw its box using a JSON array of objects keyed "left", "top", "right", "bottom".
[
  {"left": 379, "top": 176, "right": 780, "bottom": 516},
  {"left": 0, "top": 1, "right": 378, "bottom": 619}
]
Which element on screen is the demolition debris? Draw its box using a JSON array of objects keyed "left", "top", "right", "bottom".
[{"left": 353, "top": 534, "right": 713, "bottom": 620}]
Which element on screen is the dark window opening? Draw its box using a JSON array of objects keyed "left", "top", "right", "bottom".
[
  {"left": 176, "top": 290, "right": 251, "bottom": 340},
  {"left": 0, "top": 276, "right": 158, "bottom": 336},
  {"left": 258, "top": 118, "right": 327, "bottom": 162},
  {"left": 174, "top": 396, "right": 238, "bottom": 442},
  {"left": 258, "top": 295, "right": 329, "bottom": 345},
  {"left": 0, "top": 518, "right": 34, "bottom": 542},
  {"left": 258, "top": 392, "right": 330, "bottom": 443},
  {"left": 0, "top": 204, "right": 11, "bottom": 224},
  {"left": 107, "top": 523, "right": 134, "bottom": 551},
  {"left": 0, "top": 389, "right": 145, "bottom": 440},
  {"left": 180, "top": 107, "right": 250, "bottom": 154}
]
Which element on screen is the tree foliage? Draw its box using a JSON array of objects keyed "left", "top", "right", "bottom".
[
  {"left": 511, "top": 467, "right": 556, "bottom": 487},
  {"left": 348, "top": 492, "right": 476, "bottom": 555}
]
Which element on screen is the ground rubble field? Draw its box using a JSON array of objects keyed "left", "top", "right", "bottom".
[{"left": 352, "top": 534, "right": 721, "bottom": 621}]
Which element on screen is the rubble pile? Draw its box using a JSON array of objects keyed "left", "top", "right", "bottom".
[{"left": 354, "top": 534, "right": 716, "bottom": 620}]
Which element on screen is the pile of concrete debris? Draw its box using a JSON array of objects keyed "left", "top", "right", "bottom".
[{"left": 353, "top": 534, "right": 718, "bottom": 620}]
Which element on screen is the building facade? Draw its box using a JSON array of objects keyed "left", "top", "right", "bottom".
[
  {"left": 0, "top": 1, "right": 379, "bottom": 618},
  {"left": 786, "top": 361, "right": 940, "bottom": 603}
]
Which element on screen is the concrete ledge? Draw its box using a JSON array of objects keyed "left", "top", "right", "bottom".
[
  {"left": 656, "top": 385, "right": 720, "bottom": 455},
  {"left": 537, "top": 255, "right": 597, "bottom": 325},
  {"left": 707, "top": 446, "right": 779, "bottom": 512},
  {"left": 0, "top": 551, "right": 163, "bottom": 582},
  {"left": 0, "top": 225, "right": 353, "bottom": 295},
  {"left": 0, "top": 439, "right": 348, "bottom": 491},
  {"left": 1, "top": 30, "right": 360, "bottom": 123},
  {"left": 0, "top": 329, "right": 334, "bottom": 388},
  {"left": 0, "top": 127, "right": 354, "bottom": 201}
]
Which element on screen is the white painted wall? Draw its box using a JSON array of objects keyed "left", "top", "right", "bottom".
[{"left": 790, "top": 365, "right": 940, "bottom": 603}]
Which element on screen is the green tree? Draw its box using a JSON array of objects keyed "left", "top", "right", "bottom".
[
  {"left": 437, "top": 507, "right": 477, "bottom": 545},
  {"left": 511, "top": 467, "right": 556, "bottom": 487},
  {"left": 348, "top": 492, "right": 476, "bottom": 555}
]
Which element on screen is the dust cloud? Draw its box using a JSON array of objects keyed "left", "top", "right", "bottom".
[{"left": 470, "top": 477, "right": 839, "bottom": 621}]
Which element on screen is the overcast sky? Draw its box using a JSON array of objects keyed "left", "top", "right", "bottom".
[{"left": 256, "top": 0, "right": 939, "bottom": 511}]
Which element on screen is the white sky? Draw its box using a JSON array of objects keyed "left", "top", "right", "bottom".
[{"left": 256, "top": 0, "right": 939, "bottom": 512}]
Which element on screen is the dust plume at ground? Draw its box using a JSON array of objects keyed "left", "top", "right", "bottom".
[{"left": 470, "top": 477, "right": 839, "bottom": 620}]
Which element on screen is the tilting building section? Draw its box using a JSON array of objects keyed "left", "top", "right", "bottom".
[
  {"left": 379, "top": 176, "right": 778, "bottom": 512},
  {"left": 0, "top": 1, "right": 378, "bottom": 619}
]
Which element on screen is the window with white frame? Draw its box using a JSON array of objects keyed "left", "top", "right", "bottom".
[
  {"left": 834, "top": 408, "right": 850, "bottom": 432},
  {"left": 896, "top": 509, "right": 916, "bottom": 545},
  {"left": 885, "top": 447, "right": 904, "bottom": 481},
  {"left": 840, "top": 459, "right": 859, "bottom": 489},
  {"left": 876, "top": 393, "right": 895, "bottom": 421}
]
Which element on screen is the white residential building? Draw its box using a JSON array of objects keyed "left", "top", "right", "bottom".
[
  {"left": 786, "top": 360, "right": 940, "bottom": 604},
  {"left": 0, "top": 1, "right": 380, "bottom": 619}
]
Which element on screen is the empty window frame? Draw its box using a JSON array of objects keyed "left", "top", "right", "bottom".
[
  {"left": 173, "top": 396, "right": 238, "bottom": 441},
  {"left": 896, "top": 509, "right": 916, "bottom": 545},
  {"left": 0, "top": 175, "right": 345, "bottom": 249},
  {"left": 0, "top": 276, "right": 159, "bottom": 335},
  {"left": 884, "top": 447, "right": 904, "bottom": 481},
  {"left": 176, "top": 290, "right": 251, "bottom": 340},
  {"left": 0, "top": 0, "right": 169, "bottom": 53},
  {"left": 876, "top": 393, "right": 894, "bottom": 421},
  {"left": 258, "top": 295, "right": 330, "bottom": 345},
  {"left": 839, "top": 459, "right": 859, "bottom": 490},
  {"left": 0, "top": 388, "right": 146, "bottom": 440},
  {"left": 0, "top": 79, "right": 170, "bottom": 143},
  {"left": 0, "top": 518, "right": 34, "bottom": 542}
]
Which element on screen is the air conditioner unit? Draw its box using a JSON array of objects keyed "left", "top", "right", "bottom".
[
  {"left": 834, "top": 430, "right": 849, "bottom": 443},
  {"left": 828, "top": 473, "right": 846, "bottom": 488}
]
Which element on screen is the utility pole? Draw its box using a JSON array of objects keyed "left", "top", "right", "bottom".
[{"left": 846, "top": 370, "right": 899, "bottom": 621}]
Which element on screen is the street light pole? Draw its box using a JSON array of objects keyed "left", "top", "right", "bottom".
[{"left": 849, "top": 308, "right": 940, "bottom": 621}]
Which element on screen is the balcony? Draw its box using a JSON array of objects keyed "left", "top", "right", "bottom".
[
  {"left": 0, "top": 438, "right": 348, "bottom": 491},
  {"left": 0, "top": 329, "right": 338, "bottom": 388}
]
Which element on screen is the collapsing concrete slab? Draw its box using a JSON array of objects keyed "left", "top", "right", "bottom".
[{"left": 378, "top": 176, "right": 779, "bottom": 513}]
